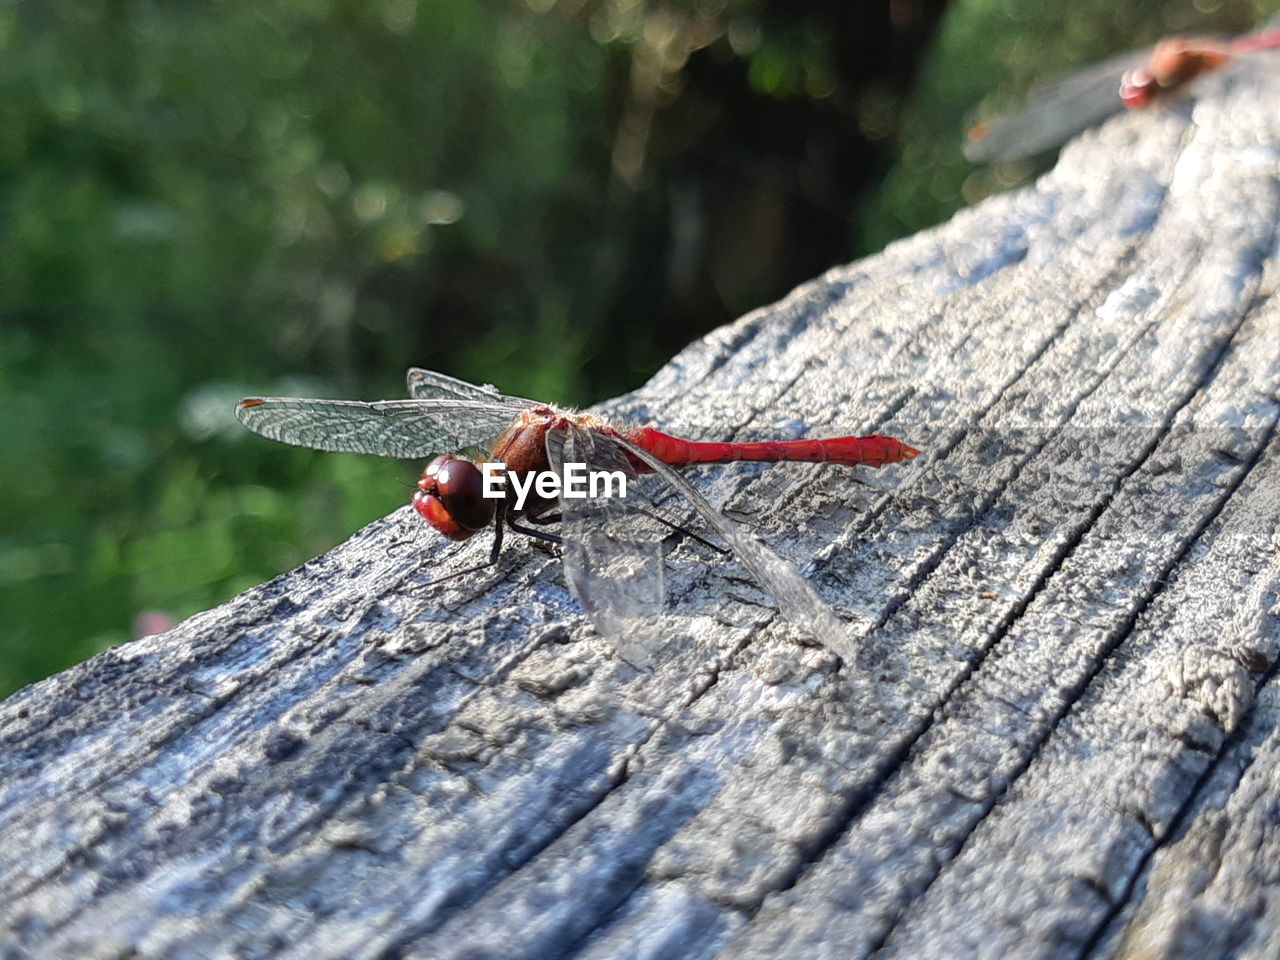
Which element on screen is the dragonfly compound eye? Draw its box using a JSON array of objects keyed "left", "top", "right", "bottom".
[
  {"left": 413, "top": 454, "right": 494, "bottom": 540},
  {"left": 1119, "top": 68, "right": 1158, "bottom": 108}
]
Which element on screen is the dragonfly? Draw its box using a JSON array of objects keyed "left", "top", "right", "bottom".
[
  {"left": 964, "top": 20, "right": 1280, "bottom": 164},
  {"left": 236, "top": 368, "right": 921, "bottom": 665}
]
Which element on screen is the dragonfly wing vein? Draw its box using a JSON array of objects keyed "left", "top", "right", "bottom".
[
  {"left": 609, "top": 432, "right": 855, "bottom": 662},
  {"left": 549, "top": 423, "right": 664, "bottom": 668},
  {"left": 405, "top": 368, "right": 534, "bottom": 408},
  {"left": 235, "top": 397, "right": 516, "bottom": 458}
]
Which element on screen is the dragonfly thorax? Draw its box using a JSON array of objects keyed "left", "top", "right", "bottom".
[{"left": 413, "top": 454, "right": 494, "bottom": 541}]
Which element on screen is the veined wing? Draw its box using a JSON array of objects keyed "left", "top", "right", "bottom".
[
  {"left": 547, "top": 422, "right": 665, "bottom": 668},
  {"left": 965, "top": 47, "right": 1150, "bottom": 163},
  {"left": 968, "top": 15, "right": 1280, "bottom": 163},
  {"left": 609, "top": 432, "right": 855, "bottom": 664},
  {"left": 405, "top": 367, "right": 534, "bottom": 408},
  {"left": 235, "top": 397, "right": 516, "bottom": 458}
]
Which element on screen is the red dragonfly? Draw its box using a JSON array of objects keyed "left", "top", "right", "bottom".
[
  {"left": 965, "top": 20, "right": 1280, "bottom": 163},
  {"left": 236, "top": 368, "right": 920, "bottom": 664}
]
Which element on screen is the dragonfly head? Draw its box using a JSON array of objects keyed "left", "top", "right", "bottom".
[
  {"left": 1119, "top": 67, "right": 1158, "bottom": 108},
  {"left": 413, "top": 454, "right": 495, "bottom": 541},
  {"left": 1122, "top": 38, "right": 1230, "bottom": 109}
]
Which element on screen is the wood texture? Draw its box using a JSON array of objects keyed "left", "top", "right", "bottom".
[{"left": 4, "top": 59, "right": 1280, "bottom": 960}]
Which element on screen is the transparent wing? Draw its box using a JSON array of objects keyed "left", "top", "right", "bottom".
[
  {"left": 609, "top": 433, "right": 855, "bottom": 664},
  {"left": 235, "top": 396, "right": 517, "bottom": 458},
  {"left": 405, "top": 367, "right": 534, "bottom": 408},
  {"left": 546, "top": 423, "right": 667, "bottom": 668},
  {"left": 965, "top": 47, "right": 1150, "bottom": 163},
  {"left": 968, "top": 18, "right": 1280, "bottom": 163}
]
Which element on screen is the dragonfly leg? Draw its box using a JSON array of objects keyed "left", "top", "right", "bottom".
[
  {"left": 634, "top": 506, "right": 728, "bottom": 556},
  {"left": 507, "top": 514, "right": 564, "bottom": 545},
  {"left": 525, "top": 504, "right": 725, "bottom": 555},
  {"left": 488, "top": 504, "right": 507, "bottom": 562},
  {"left": 622, "top": 482, "right": 730, "bottom": 556},
  {"left": 407, "top": 506, "right": 507, "bottom": 594},
  {"left": 525, "top": 512, "right": 562, "bottom": 525}
]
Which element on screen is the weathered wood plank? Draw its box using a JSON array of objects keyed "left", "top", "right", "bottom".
[{"left": 3, "top": 56, "right": 1279, "bottom": 960}]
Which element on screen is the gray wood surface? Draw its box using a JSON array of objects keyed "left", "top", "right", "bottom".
[{"left": 4, "top": 58, "right": 1280, "bottom": 960}]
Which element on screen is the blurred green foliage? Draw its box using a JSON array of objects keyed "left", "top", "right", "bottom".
[
  {"left": 2, "top": 0, "right": 1276, "bottom": 695},
  {"left": 2, "top": 0, "right": 621, "bottom": 692}
]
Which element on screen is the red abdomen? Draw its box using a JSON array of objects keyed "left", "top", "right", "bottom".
[{"left": 626, "top": 426, "right": 920, "bottom": 469}]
